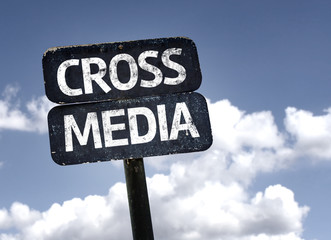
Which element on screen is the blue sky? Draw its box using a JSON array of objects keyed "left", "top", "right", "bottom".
[{"left": 1, "top": 1, "right": 331, "bottom": 239}]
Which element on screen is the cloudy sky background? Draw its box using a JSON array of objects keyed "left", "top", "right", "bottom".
[{"left": 1, "top": 1, "right": 331, "bottom": 239}]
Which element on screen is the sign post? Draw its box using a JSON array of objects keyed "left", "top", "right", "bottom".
[
  {"left": 43, "top": 37, "right": 212, "bottom": 239},
  {"left": 124, "top": 158, "right": 154, "bottom": 240}
]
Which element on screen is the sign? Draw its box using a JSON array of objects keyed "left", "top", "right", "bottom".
[
  {"left": 48, "top": 92, "right": 212, "bottom": 165},
  {"left": 43, "top": 37, "right": 202, "bottom": 104}
]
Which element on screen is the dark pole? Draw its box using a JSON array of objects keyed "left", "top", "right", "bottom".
[{"left": 124, "top": 158, "right": 154, "bottom": 240}]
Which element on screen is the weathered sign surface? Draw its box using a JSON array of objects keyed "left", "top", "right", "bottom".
[
  {"left": 47, "top": 92, "right": 212, "bottom": 165},
  {"left": 43, "top": 37, "right": 202, "bottom": 104}
]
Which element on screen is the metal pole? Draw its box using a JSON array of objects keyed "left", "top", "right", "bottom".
[{"left": 124, "top": 158, "right": 154, "bottom": 240}]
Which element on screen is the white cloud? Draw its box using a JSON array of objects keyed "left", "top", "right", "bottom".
[
  {"left": 285, "top": 107, "right": 331, "bottom": 159},
  {"left": 206, "top": 99, "right": 296, "bottom": 185},
  {"left": 5, "top": 96, "right": 331, "bottom": 239},
  {"left": 0, "top": 184, "right": 131, "bottom": 240},
  {"left": 0, "top": 208, "right": 11, "bottom": 229},
  {"left": 0, "top": 176, "right": 308, "bottom": 240},
  {"left": 0, "top": 85, "right": 54, "bottom": 134},
  {"left": 208, "top": 99, "right": 285, "bottom": 153}
]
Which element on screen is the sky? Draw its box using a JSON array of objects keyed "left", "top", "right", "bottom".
[{"left": 0, "top": 0, "right": 331, "bottom": 239}]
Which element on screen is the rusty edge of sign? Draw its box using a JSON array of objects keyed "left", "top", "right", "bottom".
[{"left": 43, "top": 36, "right": 194, "bottom": 57}]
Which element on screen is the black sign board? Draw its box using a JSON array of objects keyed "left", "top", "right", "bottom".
[
  {"left": 48, "top": 92, "right": 212, "bottom": 165},
  {"left": 43, "top": 37, "right": 202, "bottom": 104}
]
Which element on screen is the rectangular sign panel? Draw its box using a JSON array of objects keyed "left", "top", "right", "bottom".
[
  {"left": 43, "top": 37, "right": 202, "bottom": 104},
  {"left": 48, "top": 92, "right": 212, "bottom": 165}
]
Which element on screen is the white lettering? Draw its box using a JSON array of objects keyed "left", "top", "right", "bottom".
[
  {"left": 169, "top": 102, "right": 200, "bottom": 140},
  {"left": 128, "top": 107, "right": 156, "bottom": 144},
  {"left": 157, "top": 104, "right": 169, "bottom": 141},
  {"left": 138, "top": 50, "right": 163, "bottom": 88},
  {"left": 162, "top": 48, "right": 186, "bottom": 85},
  {"left": 102, "top": 109, "right": 128, "bottom": 147},
  {"left": 57, "top": 47, "right": 189, "bottom": 96},
  {"left": 109, "top": 54, "right": 138, "bottom": 90},
  {"left": 62, "top": 101, "right": 200, "bottom": 151},
  {"left": 57, "top": 59, "right": 82, "bottom": 96},
  {"left": 82, "top": 57, "right": 111, "bottom": 94},
  {"left": 64, "top": 112, "right": 102, "bottom": 152}
]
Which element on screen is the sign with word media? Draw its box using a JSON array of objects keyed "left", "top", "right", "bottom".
[
  {"left": 43, "top": 37, "right": 202, "bottom": 104},
  {"left": 47, "top": 92, "right": 212, "bottom": 165}
]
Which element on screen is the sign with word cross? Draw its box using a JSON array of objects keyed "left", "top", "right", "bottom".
[{"left": 43, "top": 37, "right": 202, "bottom": 104}]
